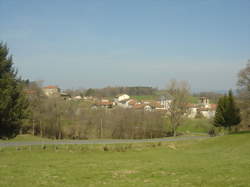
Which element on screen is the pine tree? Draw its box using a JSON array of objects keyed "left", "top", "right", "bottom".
[
  {"left": 214, "top": 96, "right": 226, "bottom": 127},
  {"left": 225, "top": 90, "right": 241, "bottom": 129},
  {"left": 0, "top": 42, "right": 28, "bottom": 139},
  {"left": 213, "top": 90, "right": 241, "bottom": 130}
]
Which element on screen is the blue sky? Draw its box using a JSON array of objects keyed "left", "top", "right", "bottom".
[{"left": 0, "top": 0, "right": 249, "bottom": 91}]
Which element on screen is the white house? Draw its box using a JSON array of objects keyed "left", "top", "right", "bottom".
[
  {"left": 74, "top": 96, "right": 82, "bottom": 100},
  {"left": 114, "top": 94, "right": 130, "bottom": 102},
  {"left": 200, "top": 97, "right": 210, "bottom": 108},
  {"left": 159, "top": 94, "right": 172, "bottom": 110},
  {"left": 199, "top": 108, "right": 216, "bottom": 119},
  {"left": 43, "top": 86, "right": 60, "bottom": 97},
  {"left": 187, "top": 97, "right": 217, "bottom": 119},
  {"left": 188, "top": 107, "right": 198, "bottom": 118}
]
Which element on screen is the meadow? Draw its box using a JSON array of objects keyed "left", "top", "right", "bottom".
[{"left": 0, "top": 132, "right": 250, "bottom": 187}]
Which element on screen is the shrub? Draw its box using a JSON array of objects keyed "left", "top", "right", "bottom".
[{"left": 103, "top": 145, "right": 109, "bottom": 151}]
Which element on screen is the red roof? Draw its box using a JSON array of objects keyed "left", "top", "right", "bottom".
[
  {"left": 149, "top": 101, "right": 162, "bottom": 108},
  {"left": 95, "top": 100, "right": 113, "bottom": 106},
  {"left": 210, "top": 104, "right": 217, "bottom": 110},
  {"left": 187, "top": 103, "right": 197, "bottom": 108},
  {"left": 43, "top": 85, "right": 58, "bottom": 89},
  {"left": 133, "top": 104, "right": 145, "bottom": 109},
  {"left": 199, "top": 108, "right": 209, "bottom": 111},
  {"left": 128, "top": 99, "right": 137, "bottom": 105}
]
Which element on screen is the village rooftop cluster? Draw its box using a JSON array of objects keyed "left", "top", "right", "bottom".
[{"left": 39, "top": 85, "right": 217, "bottom": 119}]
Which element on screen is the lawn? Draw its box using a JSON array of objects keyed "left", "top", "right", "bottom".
[
  {"left": 0, "top": 132, "right": 250, "bottom": 187},
  {"left": 177, "top": 118, "right": 213, "bottom": 134}
]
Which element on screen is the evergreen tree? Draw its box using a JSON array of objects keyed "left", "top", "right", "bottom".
[
  {"left": 213, "top": 90, "right": 241, "bottom": 130},
  {"left": 0, "top": 42, "right": 28, "bottom": 139},
  {"left": 225, "top": 90, "right": 241, "bottom": 129},
  {"left": 214, "top": 96, "right": 226, "bottom": 127}
]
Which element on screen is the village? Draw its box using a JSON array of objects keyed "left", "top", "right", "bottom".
[
  {"left": 41, "top": 85, "right": 217, "bottom": 119},
  {"left": 1, "top": 1, "right": 249, "bottom": 186}
]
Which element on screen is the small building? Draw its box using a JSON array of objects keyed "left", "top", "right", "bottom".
[
  {"left": 60, "top": 92, "right": 71, "bottom": 100},
  {"left": 199, "top": 97, "right": 210, "bottom": 108},
  {"left": 93, "top": 99, "right": 114, "bottom": 109},
  {"left": 187, "top": 99, "right": 217, "bottom": 119},
  {"left": 127, "top": 99, "right": 137, "bottom": 107},
  {"left": 73, "top": 96, "right": 82, "bottom": 100},
  {"left": 43, "top": 85, "right": 60, "bottom": 97},
  {"left": 114, "top": 94, "right": 130, "bottom": 102},
  {"left": 199, "top": 108, "right": 216, "bottom": 119},
  {"left": 159, "top": 94, "right": 173, "bottom": 110}
]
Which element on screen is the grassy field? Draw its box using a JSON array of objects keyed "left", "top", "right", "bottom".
[
  {"left": 0, "top": 132, "right": 250, "bottom": 187},
  {"left": 0, "top": 134, "right": 50, "bottom": 142},
  {"left": 130, "top": 95, "right": 158, "bottom": 101},
  {"left": 130, "top": 95, "right": 199, "bottom": 104},
  {"left": 178, "top": 119, "right": 213, "bottom": 134}
]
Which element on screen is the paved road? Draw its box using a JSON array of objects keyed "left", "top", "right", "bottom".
[{"left": 0, "top": 136, "right": 209, "bottom": 147}]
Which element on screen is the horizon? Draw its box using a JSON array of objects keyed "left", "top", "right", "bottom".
[{"left": 0, "top": 0, "right": 249, "bottom": 92}]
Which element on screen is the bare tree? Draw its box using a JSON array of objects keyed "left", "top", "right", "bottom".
[
  {"left": 166, "top": 80, "right": 190, "bottom": 136},
  {"left": 237, "top": 60, "right": 250, "bottom": 128}
]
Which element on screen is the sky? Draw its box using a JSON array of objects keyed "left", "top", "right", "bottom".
[{"left": 0, "top": 0, "right": 249, "bottom": 92}]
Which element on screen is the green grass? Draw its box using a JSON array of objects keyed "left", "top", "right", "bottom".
[
  {"left": 178, "top": 119, "right": 213, "bottom": 134},
  {"left": 187, "top": 95, "right": 199, "bottom": 104},
  {"left": 1, "top": 132, "right": 250, "bottom": 186},
  {"left": 0, "top": 134, "right": 50, "bottom": 142},
  {"left": 130, "top": 95, "right": 158, "bottom": 101}
]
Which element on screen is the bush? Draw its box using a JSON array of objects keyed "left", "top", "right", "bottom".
[{"left": 103, "top": 145, "right": 109, "bottom": 151}]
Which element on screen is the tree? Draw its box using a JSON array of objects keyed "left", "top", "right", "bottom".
[
  {"left": 166, "top": 80, "right": 190, "bottom": 136},
  {"left": 225, "top": 90, "right": 241, "bottom": 129},
  {"left": 237, "top": 61, "right": 250, "bottom": 128},
  {"left": 24, "top": 81, "right": 46, "bottom": 136},
  {"left": 0, "top": 42, "right": 28, "bottom": 139},
  {"left": 213, "top": 91, "right": 241, "bottom": 130},
  {"left": 238, "top": 60, "right": 250, "bottom": 93},
  {"left": 85, "top": 88, "right": 95, "bottom": 96},
  {"left": 214, "top": 96, "right": 227, "bottom": 127}
]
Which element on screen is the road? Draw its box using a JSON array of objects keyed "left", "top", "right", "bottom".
[{"left": 0, "top": 135, "right": 209, "bottom": 147}]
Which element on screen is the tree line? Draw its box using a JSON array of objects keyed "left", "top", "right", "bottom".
[
  {"left": 1, "top": 43, "right": 250, "bottom": 139},
  {"left": 84, "top": 86, "right": 157, "bottom": 97},
  {"left": 23, "top": 89, "right": 167, "bottom": 139}
]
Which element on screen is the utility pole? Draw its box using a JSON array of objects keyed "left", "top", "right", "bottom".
[
  {"left": 32, "top": 119, "right": 35, "bottom": 136},
  {"left": 100, "top": 118, "right": 103, "bottom": 139}
]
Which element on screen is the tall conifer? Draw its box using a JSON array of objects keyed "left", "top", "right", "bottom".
[
  {"left": 213, "top": 90, "right": 241, "bottom": 130},
  {"left": 225, "top": 90, "right": 241, "bottom": 129},
  {"left": 0, "top": 43, "right": 28, "bottom": 139}
]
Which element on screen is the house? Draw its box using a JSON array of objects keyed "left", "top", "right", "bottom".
[
  {"left": 187, "top": 97, "right": 217, "bottom": 119},
  {"left": 43, "top": 85, "right": 60, "bottom": 97},
  {"left": 73, "top": 96, "right": 82, "bottom": 100},
  {"left": 92, "top": 99, "right": 114, "bottom": 109},
  {"left": 127, "top": 99, "right": 137, "bottom": 106},
  {"left": 198, "top": 108, "right": 216, "bottom": 119},
  {"left": 132, "top": 104, "right": 145, "bottom": 110},
  {"left": 188, "top": 107, "right": 198, "bottom": 118},
  {"left": 159, "top": 94, "right": 173, "bottom": 110},
  {"left": 210, "top": 104, "right": 217, "bottom": 111},
  {"left": 114, "top": 94, "right": 130, "bottom": 102},
  {"left": 144, "top": 105, "right": 153, "bottom": 112},
  {"left": 131, "top": 101, "right": 161, "bottom": 112},
  {"left": 60, "top": 92, "right": 71, "bottom": 100},
  {"left": 199, "top": 97, "right": 210, "bottom": 108}
]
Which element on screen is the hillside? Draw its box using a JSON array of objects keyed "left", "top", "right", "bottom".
[{"left": 0, "top": 132, "right": 250, "bottom": 186}]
